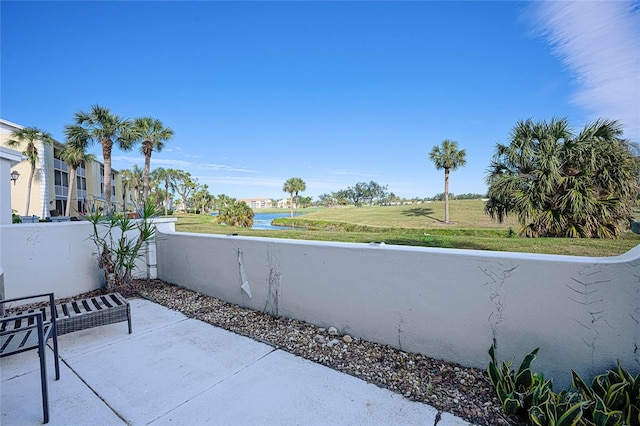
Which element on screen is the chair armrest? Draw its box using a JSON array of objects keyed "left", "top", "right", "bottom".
[
  {"left": 1, "top": 294, "right": 56, "bottom": 324},
  {"left": 0, "top": 311, "right": 46, "bottom": 336},
  {"left": 1, "top": 292, "right": 55, "bottom": 306}
]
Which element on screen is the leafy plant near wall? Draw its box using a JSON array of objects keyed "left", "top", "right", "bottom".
[
  {"left": 488, "top": 345, "right": 640, "bottom": 426},
  {"left": 87, "top": 201, "right": 159, "bottom": 289}
]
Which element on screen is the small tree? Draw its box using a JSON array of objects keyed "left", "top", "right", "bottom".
[
  {"left": 130, "top": 117, "right": 174, "bottom": 201},
  {"left": 87, "top": 201, "right": 159, "bottom": 289},
  {"left": 120, "top": 165, "right": 144, "bottom": 212},
  {"left": 283, "top": 177, "right": 306, "bottom": 217},
  {"left": 59, "top": 143, "right": 95, "bottom": 216},
  {"left": 217, "top": 200, "right": 254, "bottom": 227},
  {"left": 429, "top": 140, "right": 467, "bottom": 223},
  {"left": 150, "top": 167, "right": 176, "bottom": 215},
  {"left": 169, "top": 170, "right": 197, "bottom": 212}
]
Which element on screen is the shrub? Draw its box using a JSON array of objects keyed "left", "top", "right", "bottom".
[
  {"left": 87, "top": 201, "right": 160, "bottom": 290},
  {"left": 488, "top": 345, "right": 639, "bottom": 426}
]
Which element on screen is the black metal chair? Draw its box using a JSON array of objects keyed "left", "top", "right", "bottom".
[{"left": 1, "top": 293, "right": 60, "bottom": 424}]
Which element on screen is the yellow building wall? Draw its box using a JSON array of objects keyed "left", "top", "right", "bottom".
[{"left": 0, "top": 131, "right": 49, "bottom": 218}]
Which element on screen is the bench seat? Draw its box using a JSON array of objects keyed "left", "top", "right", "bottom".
[{"left": 2, "top": 293, "right": 131, "bottom": 336}]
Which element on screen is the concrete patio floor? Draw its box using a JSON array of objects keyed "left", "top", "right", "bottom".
[{"left": 1, "top": 298, "right": 470, "bottom": 425}]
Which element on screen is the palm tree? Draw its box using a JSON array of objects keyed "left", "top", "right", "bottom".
[
  {"left": 120, "top": 165, "right": 144, "bottom": 212},
  {"left": 283, "top": 177, "right": 306, "bottom": 217},
  {"left": 6, "top": 127, "right": 53, "bottom": 215},
  {"left": 59, "top": 143, "right": 95, "bottom": 216},
  {"left": 64, "top": 105, "right": 133, "bottom": 213},
  {"left": 485, "top": 118, "right": 639, "bottom": 238},
  {"left": 150, "top": 167, "right": 176, "bottom": 215},
  {"left": 131, "top": 117, "right": 174, "bottom": 201},
  {"left": 429, "top": 140, "right": 467, "bottom": 224}
]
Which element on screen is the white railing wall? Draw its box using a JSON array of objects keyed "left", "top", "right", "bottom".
[
  {"left": 155, "top": 225, "right": 640, "bottom": 389},
  {"left": 1, "top": 218, "right": 638, "bottom": 389}
]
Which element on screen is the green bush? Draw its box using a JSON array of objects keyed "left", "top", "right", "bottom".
[{"left": 488, "top": 345, "right": 639, "bottom": 426}]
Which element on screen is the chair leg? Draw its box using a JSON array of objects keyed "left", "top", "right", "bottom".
[
  {"left": 52, "top": 322, "right": 60, "bottom": 380},
  {"left": 38, "top": 333, "right": 50, "bottom": 423},
  {"left": 127, "top": 305, "right": 132, "bottom": 334}
]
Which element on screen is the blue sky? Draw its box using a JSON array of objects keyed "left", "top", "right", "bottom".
[{"left": 2, "top": 1, "right": 639, "bottom": 200}]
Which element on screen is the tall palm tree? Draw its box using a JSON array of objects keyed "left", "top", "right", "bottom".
[
  {"left": 150, "top": 167, "right": 176, "bottom": 215},
  {"left": 429, "top": 140, "right": 467, "bottom": 224},
  {"left": 131, "top": 117, "right": 174, "bottom": 201},
  {"left": 485, "top": 118, "right": 638, "bottom": 238},
  {"left": 6, "top": 127, "right": 53, "bottom": 215},
  {"left": 283, "top": 177, "right": 306, "bottom": 217},
  {"left": 64, "top": 105, "right": 133, "bottom": 213},
  {"left": 59, "top": 142, "right": 95, "bottom": 216}
]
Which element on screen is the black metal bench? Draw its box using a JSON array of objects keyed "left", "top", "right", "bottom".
[{"left": 1, "top": 293, "right": 60, "bottom": 424}]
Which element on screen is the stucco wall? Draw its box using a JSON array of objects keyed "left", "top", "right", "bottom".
[
  {"left": 156, "top": 230, "right": 640, "bottom": 388},
  {"left": 0, "top": 218, "right": 170, "bottom": 299},
  {"left": 0, "top": 222, "right": 102, "bottom": 299}
]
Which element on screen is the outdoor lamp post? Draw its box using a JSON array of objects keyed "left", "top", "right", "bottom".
[{"left": 10, "top": 170, "right": 19, "bottom": 185}]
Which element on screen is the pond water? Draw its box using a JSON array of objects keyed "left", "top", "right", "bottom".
[{"left": 252, "top": 212, "right": 302, "bottom": 230}]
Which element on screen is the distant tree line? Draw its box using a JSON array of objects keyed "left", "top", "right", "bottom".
[
  {"left": 316, "top": 181, "right": 390, "bottom": 207},
  {"left": 428, "top": 193, "right": 486, "bottom": 201}
]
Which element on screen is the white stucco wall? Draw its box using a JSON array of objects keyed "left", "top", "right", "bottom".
[
  {"left": 0, "top": 222, "right": 102, "bottom": 299},
  {"left": 0, "top": 218, "right": 174, "bottom": 300},
  {"left": 155, "top": 230, "right": 640, "bottom": 388}
]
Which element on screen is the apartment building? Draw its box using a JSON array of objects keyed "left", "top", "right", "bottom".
[
  {"left": 0, "top": 118, "right": 129, "bottom": 218},
  {"left": 239, "top": 198, "right": 273, "bottom": 209}
]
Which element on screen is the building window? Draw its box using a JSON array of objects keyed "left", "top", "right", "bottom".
[
  {"left": 99, "top": 166, "right": 116, "bottom": 198},
  {"left": 53, "top": 156, "right": 69, "bottom": 213},
  {"left": 55, "top": 199, "right": 67, "bottom": 215}
]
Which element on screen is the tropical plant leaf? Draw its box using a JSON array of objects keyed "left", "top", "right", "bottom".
[
  {"left": 517, "top": 348, "right": 539, "bottom": 376},
  {"left": 572, "top": 370, "right": 594, "bottom": 399},
  {"left": 516, "top": 367, "right": 534, "bottom": 390},
  {"left": 529, "top": 405, "right": 547, "bottom": 426},
  {"left": 488, "top": 360, "right": 502, "bottom": 388},
  {"left": 555, "top": 402, "right": 583, "bottom": 426},
  {"left": 503, "top": 397, "right": 521, "bottom": 415},
  {"left": 625, "top": 403, "right": 640, "bottom": 426}
]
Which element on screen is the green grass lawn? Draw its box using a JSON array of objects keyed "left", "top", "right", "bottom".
[{"left": 173, "top": 200, "right": 640, "bottom": 257}]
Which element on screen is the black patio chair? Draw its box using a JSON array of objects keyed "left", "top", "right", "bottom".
[{"left": 1, "top": 293, "right": 60, "bottom": 424}]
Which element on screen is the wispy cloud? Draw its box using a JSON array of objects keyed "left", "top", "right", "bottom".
[
  {"left": 112, "top": 155, "right": 256, "bottom": 173},
  {"left": 197, "top": 175, "right": 284, "bottom": 188},
  {"left": 201, "top": 163, "right": 256, "bottom": 173},
  {"left": 528, "top": 1, "right": 640, "bottom": 139},
  {"left": 326, "top": 168, "right": 375, "bottom": 177}
]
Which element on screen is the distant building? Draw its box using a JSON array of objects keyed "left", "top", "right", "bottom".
[
  {"left": 1, "top": 118, "right": 131, "bottom": 218},
  {"left": 277, "top": 198, "right": 290, "bottom": 209},
  {"left": 239, "top": 198, "right": 273, "bottom": 209}
]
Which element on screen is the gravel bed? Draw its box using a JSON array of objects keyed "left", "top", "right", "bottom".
[{"left": 117, "top": 279, "right": 518, "bottom": 426}]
